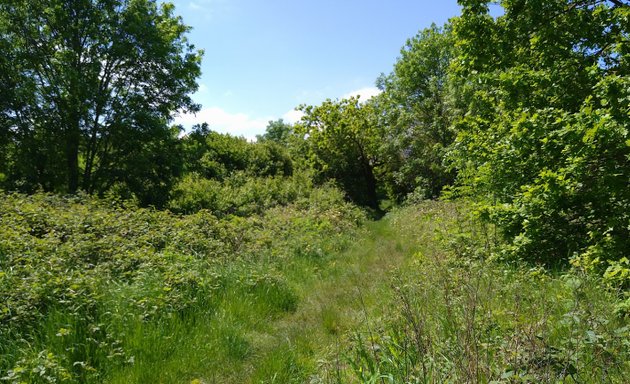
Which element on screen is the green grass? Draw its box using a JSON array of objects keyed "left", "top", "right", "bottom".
[
  {"left": 2, "top": 194, "right": 628, "bottom": 383},
  {"left": 100, "top": 207, "right": 419, "bottom": 383},
  {"left": 324, "top": 202, "right": 630, "bottom": 383}
]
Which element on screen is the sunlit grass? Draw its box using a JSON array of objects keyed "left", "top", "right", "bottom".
[{"left": 2, "top": 196, "right": 627, "bottom": 383}]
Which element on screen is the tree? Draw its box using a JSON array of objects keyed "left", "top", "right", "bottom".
[
  {"left": 182, "top": 123, "right": 292, "bottom": 180},
  {"left": 376, "top": 24, "right": 456, "bottom": 201},
  {"left": 295, "top": 98, "right": 382, "bottom": 209},
  {"left": 257, "top": 119, "right": 293, "bottom": 145},
  {"left": 0, "top": 0, "right": 202, "bottom": 204},
  {"left": 451, "top": 0, "right": 630, "bottom": 272}
]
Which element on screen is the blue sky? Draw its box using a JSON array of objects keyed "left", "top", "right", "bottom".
[{"left": 170, "top": 0, "right": 463, "bottom": 139}]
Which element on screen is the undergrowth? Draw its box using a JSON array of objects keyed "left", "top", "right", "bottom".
[
  {"left": 0, "top": 186, "right": 364, "bottom": 383},
  {"left": 318, "top": 202, "right": 630, "bottom": 383},
  {"left": 2, "top": 194, "right": 627, "bottom": 383}
]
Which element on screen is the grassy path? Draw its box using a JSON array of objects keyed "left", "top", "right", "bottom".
[
  {"left": 105, "top": 210, "right": 420, "bottom": 384},
  {"left": 218, "top": 217, "right": 418, "bottom": 383},
  {"left": 234, "top": 218, "right": 415, "bottom": 383},
  {"left": 106, "top": 202, "right": 630, "bottom": 383}
]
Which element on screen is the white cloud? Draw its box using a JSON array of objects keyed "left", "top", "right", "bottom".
[
  {"left": 188, "top": 2, "right": 203, "bottom": 11},
  {"left": 174, "top": 107, "right": 271, "bottom": 141},
  {"left": 282, "top": 109, "right": 305, "bottom": 124},
  {"left": 341, "top": 86, "right": 382, "bottom": 102},
  {"left": 172, "top": 87, "right": 382, "bottom": 141},
  {"left": 186, "top": 0, "right": 230, "bottom": 20}
]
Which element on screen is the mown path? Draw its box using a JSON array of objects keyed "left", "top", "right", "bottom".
[
  {"left": 107, "top": 210, "right": 425, "bottom": 384},
  {"left": 217, "top": 216, "right": 419, "bottom": 383}
]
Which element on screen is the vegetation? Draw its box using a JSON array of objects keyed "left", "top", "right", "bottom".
[
  {"left": 450, "top": 0, "right": 630, "bottom": 279},
  {"left": 376, "top": 23, "right": 457, "bottom": 201},
  {"left": 0, "top": 188, "right": 364, "bottom": 382},
  {"left": 1, "top": 0, "right": 629, "bottom": 382},
  {"left": 296, "top": 98, "right": 382, "bottom": 210},
  {"left": 0, "top": 0, "right": 202, "bottom": 204},
  {"left": 325, "top": 203, "right": 630, "bottom": 383}
]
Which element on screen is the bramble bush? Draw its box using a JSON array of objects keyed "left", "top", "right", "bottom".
[
  {"left": 168, "top": 171, "right": 315, "bottom": 216},
  {"left": 0, "top": 184, "right": 364, "bottom": 383}
]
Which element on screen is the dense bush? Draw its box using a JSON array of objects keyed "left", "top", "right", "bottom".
[
  {"left": 450, "top": 0, "right": 630, "bottom": 287},
  {"left": 168, "top": 172, "right": 315, "bottom": 216},
  {"left": 0, "top": 187, "right": 364, "bottom": 382},
  {"left": 181, "top": 124, "right": 293, "bottom": 181}
]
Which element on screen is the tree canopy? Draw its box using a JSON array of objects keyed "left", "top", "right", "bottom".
[
  {"left": 0, "top": 0, "right": 202, "bottom": 205},
  {"left": 451, "top": 0, "right": 630, "bottom": 269},
  {"left": 376, "top": 23, "right": 456, "bottom": 201},
  {"left": 295, "top": 98, "right": 382, "bottom": 209}
]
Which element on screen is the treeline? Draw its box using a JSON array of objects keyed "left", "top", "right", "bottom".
[
  {"left": 293, "top": 0, "right": 630, "bottom": 291},
  {"left": 1, "top": 0, "right": 629, "bottom": 284}
]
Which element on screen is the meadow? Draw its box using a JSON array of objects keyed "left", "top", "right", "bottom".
[
  {"left": 2, "top": 193, "right": 627, "bottom": 383},
  {"left": 1, "top": 1, "right": 629, "bottom": 382}
]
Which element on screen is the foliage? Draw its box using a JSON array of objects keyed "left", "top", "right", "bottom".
[
  {"left": 168, "top": 171, "right": 314, "bottom": 216},
  {"left": 376, "top": 23, "right": 457, "bottom": 201},
  {"left": 295, "top": 98, "right": 383, "bottom": 209},
  {"left": 182, "top": 123, "right": 293, "bottom": 180},
  {"left": 450, "top": 0, "right": 630, "bottom": 281},
  {"left": 0, "top": 0, "right": 202, "bottom": 205},
  {"left": 0, "top": 188, "right": 364, "bottom": 382},
  {"left": 257, "top": 118, "right": 294, "bottom": 145},
  {"left": 291, "top": 24, "right": 457, "bottom": 207},
  {"left": 1, "top": 0, "right": 629, "bottom": 382},
  {"left": 322, "top": 202, "right": 630, "bottom": 383}
]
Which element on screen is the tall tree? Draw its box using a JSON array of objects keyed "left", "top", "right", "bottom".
[
  {"left": 452, "top": 0, "right": 630, "bottom": 270},
  {"left": 376, "top": 24, "right": 456, "bottom": 201},
  {"left": 0, "top": 0, "right": 202, "bottom": 203},
  {"left": 295, "top": 98, "right": 382, "bottom": 209}
]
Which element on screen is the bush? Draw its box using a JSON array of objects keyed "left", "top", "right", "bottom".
[
  {"left": 0, "top": 187, "right": 364, "bottom": 382},
  {"left": 168, "top": 172, "right": 314, "bottom": 216}
]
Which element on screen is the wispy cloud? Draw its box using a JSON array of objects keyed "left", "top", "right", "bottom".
[
  {"left": 186, "top": 0, "right": 230, "bottom": 20},
  {"left": 341, "top": 86, "right": 382, "bottom": 102},
  {"left": 282, "top": 109, "right": 305, "bottom": 124},
  {"left": 174, "top": 107, "right": 271, "bottom": 141},
  {"left": 188, "top": 2, "right": 203, "bottom": 11}
]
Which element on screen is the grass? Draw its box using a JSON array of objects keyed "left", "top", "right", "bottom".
[
  {"left": 94, "top": 200, "right": 424, "bottom": 383},
  {"left": 2, "top": 195, "right": 628, "bottom": 383},
  {"left": 101, "top": 203, "right": 419, "bottom": 383},
  {"left": 323, "top": 201, "right": 630, "bottom": 383}
]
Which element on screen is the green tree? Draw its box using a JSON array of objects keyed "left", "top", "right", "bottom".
[
  {"left": 0, "top": 0, "right": 202, "bottom": 204},
  {"left": 295, "top": 98, "right": 382, "bottom": 209},
  {"left": 182, "top": 123, "right": 292, "bottom": 180},
  {"left": 376, "top": 23, "right": 456, "bottom": 201},
  {"left": 257, "top": 118, "right": 293, "bottom": 145},
  {"left": 451, "top": 0, "right": 630, "bottom": 272}
]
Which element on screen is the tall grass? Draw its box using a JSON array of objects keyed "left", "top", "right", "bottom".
[
  {"left": 323, "top": 202, "right": 630, "bottom": 383},
  {"left": 2, "top": 193, "right": 627, "bottom": 383},
  {"left": 0, "top": 187, "right": 364, "bottom": 383}
]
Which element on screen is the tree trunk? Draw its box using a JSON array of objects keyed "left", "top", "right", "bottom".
[
  {"left": 66, "top": 122, "right": 80, "bottom": 193},
  {"left": 363, "top": 163, "right": 379, "bottom": 210}
]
